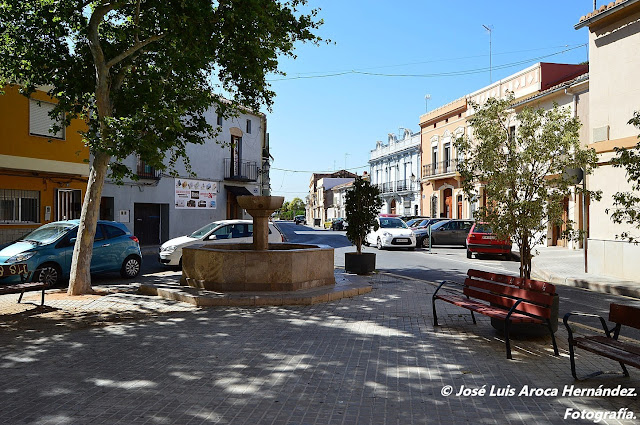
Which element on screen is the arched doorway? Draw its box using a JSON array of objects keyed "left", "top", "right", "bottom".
[
  {"left": 444, "top": 188, "right": 452, "bottom": 218},
  {"left": 390, "top": 199, "right": 397, "bottom": 215}
]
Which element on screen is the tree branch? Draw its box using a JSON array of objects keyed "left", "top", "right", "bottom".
[{"left": 106, "top": 33, "right": 166, "bottom": 69}]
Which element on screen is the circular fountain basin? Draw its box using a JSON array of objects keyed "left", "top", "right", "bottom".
[{"left": 180, "top": 243, "right": 335, "bottom": 292}]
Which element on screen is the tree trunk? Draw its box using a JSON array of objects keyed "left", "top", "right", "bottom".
[{"left": 67, "top": 151, "right": 111, "bottom": 295}]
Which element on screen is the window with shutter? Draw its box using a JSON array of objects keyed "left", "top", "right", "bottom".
[{"left": 29, "top": 99, "right": 65, "bottom": 139}]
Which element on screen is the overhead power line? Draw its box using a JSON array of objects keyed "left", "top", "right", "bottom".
[{"left": 269, "top": 44, "right": 586, "bottom": 82}]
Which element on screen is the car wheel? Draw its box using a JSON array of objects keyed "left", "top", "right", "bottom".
[
  {"left": 33, "top": 263, "right": 62, "bottom": 287},
  {"left": 421, "top": 237, "right": 430, "bottom": 248},
  {"left": 376, "top": 237, "right": 384, "bottom": 250},
  {"left": 120, "top": 255, "right": 141, "bottom": 278},
  {"left": 466, "top": 249, "right": 472, "bottom": 259}
]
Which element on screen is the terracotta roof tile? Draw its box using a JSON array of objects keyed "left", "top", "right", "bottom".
[{"left": 579, "top": 0, "right": 629, "bottom": 23}]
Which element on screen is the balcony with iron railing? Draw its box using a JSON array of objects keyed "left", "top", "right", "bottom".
[
  {"left": 224, "top": 158, "right": 258, "bottom": 182},
  {"left": 136, "top": 158, "right": 162, "bottom": 180},
  {"left": 422, "top": 159, "right": 459, "bottom": 179},
  {"left": 376, "top": 180, "right": 416, "bottom": 194}
]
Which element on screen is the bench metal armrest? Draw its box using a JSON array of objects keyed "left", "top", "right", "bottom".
[
  {"left": 563, "top": 311, "right": 611, "bottom": 341},
  {"left": 433, "top": 279, "right": 463, "bottom": 297}
]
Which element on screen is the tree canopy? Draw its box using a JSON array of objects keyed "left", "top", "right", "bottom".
[
  {"left": 455, "top": 94, "right": 599, "bottom": 278},
  {"left": 608, "top": 112, "right": 640, "bottom": 242},
  {"left": 0, "top": 0, "right": 324, "bottom": 294}
]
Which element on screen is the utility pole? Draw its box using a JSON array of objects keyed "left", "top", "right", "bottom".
[
  {"left": 424, "top": 94, "right": 431, "bottom": 112},
  {"left": 482, "top": 24, "right": 493, "bottom": 83}
]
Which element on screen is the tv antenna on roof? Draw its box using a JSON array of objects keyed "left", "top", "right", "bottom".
[{"left": 482, "top": 24, "right": 493, "bottom": 83}]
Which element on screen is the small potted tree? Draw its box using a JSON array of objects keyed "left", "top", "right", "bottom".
[{"left": 344, "top": 177, "right": 382, "bottom": 274}]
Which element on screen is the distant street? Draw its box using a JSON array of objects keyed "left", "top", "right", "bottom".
[{"left": 277, "top": 220, "right": 640, "bottom": 340}]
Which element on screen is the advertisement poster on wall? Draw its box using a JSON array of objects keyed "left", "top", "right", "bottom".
[{"left": 175, "top": 178, "right": 218, "bottom": 209}]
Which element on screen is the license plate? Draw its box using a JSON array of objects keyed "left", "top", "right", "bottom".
[
  {"left": 482, "top": 235, "right": 496, "bottom": 240},
  {"left": 0, "top": 263, "right": 28, "bottom": 276},
  {"left": 395, "top": 238, "right": 409, "bottom": 243}
]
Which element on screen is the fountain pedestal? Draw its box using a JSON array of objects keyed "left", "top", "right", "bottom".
[{"left": 237, "top": 196, "right": 283, "bottom": 251}]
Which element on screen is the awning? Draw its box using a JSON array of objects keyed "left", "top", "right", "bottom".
[{"left": 224, "top": 185, "right": 253, "bottom": 197}]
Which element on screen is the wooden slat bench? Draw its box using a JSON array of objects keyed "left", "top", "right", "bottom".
[
  {"left": 432, "top": 269, "right": 559, "bottom": 359},
  {"left": 0, "top": 263, "right": 49, "bottom": 306},
  {"left": 564, "top": 303, "right": 640, "bottom": 379}
]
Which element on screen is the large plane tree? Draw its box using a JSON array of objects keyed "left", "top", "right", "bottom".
[{"left": 0, "top": 0, "right": 323, "bottom": 294}]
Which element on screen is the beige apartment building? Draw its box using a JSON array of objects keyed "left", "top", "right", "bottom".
[
  {"left": 420, "top": 62, "right": 588, "bottom": 221},
  {"left": 576, "top": 0, "right": 640, "bottom": 279}
]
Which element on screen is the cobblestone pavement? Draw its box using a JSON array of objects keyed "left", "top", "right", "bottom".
[{"left": 0, "top": 273, "right": 638, "bottom": 424}]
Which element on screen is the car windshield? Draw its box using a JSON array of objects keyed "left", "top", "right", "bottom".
[
  {"left": 473, "top": 224, "right": 493, "bottom": 234},
  {"left": 189, "top": 221, "right": 223, "bottom": 238},
  {"left": 20, "top": 222, "right": 75, "bottom": 244},
  {"left": 379, "top": 218, "right": 408, "bottom": 229},
  {"left": 430, "top": 221, "right": 447, "bottom": 231}
]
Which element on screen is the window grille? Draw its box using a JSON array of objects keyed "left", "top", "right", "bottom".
[
  {"left": 56, "top": 189, "right": 82, "bottom": 220},
  {"left": 0, "top": 189, "right": 40, "bottom": 223}
]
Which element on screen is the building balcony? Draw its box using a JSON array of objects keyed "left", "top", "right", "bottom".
[
  {"left": 422, "top": 159, "right": 459, "bottom": 179},
  {"left": 136, "top": 158, "right": 162, "bottom": 180},
  {"left": 376, "top": 181, "right": 416, "bottom": 195},
  {"left": 224, "top": 158, "right": 258, "bottom": 182}
]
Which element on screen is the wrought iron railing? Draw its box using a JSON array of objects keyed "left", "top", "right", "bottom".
[
  {"left": 422, "top": 159, "right": 458, "bottom": 178},
  {"left": 224, "top": 158, "right": 258, "bottom": 182},
  {"left": 136, "top": 158, "right": 162, "bottom": 179}
]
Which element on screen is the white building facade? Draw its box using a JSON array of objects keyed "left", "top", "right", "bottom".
[
  {"left": 100, "top": 105, "right": 268, "bottom": 245},
  {"left": 369, "top": 129, "right": 421, "bottom": 216}
]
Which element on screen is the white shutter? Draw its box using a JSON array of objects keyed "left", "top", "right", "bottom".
[{"left": 29, "top": 99, "right": 65, "bottom": 139}]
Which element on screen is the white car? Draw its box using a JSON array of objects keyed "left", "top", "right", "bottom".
[
  {"left": 365, "top": 216, "right": 416, "bottom": 250},
  {"left": 159, "top": 219, "right": 285, "bottom": 266}
]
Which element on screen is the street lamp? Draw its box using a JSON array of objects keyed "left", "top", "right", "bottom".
[{"left": 425, "top": 94, "right": 431, "bottom": 112}]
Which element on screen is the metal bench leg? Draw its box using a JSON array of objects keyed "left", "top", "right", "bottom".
[
  {"left": 568, "top": 341, "right": 579, "bottom": 379},
  {"left": 619, "top": 362, "right": 630, "bottom": 377},
  {"left": 432, "top": 296, "right": 439, "bottom": 326},
  {"left": 504, "top": 320, "right": 513, "bottom": 360},
  {"left": 546, "top": 319, "right": 559, "bottom": 356},
  {"left": 470, "top": 311, "right": 476, "bottom": 325},
  {"left": 18, "top": 290, "right": 24, "bottom": 304},
  {"left": 41, "top": 288, "right": 45, "bottom": 306}
]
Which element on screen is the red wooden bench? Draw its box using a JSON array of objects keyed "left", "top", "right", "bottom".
[
  {"left": 564, "top": 303, "right": 640, "bottom": 379},
  {"left": 432, "top": 269, "right": 559, "bottom": 359},
  {"left": 0, "top": 263, "right": 49, "bottom": 306}
]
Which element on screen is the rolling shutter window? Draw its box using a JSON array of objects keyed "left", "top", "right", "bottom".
[{"left": 29, "top": 99, "right": 65, "bottom": 139}]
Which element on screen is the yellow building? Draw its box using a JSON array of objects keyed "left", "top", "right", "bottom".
[{"left": 0, "top": 85, "right": 89, "bottom": 244}]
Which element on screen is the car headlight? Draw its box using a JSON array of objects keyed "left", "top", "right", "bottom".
[
  {"left": 7, "top": 251, "right": 36, "bottom": 263},
  {"left": 161, "top": 245, "right": 177, "bottom": 253}
]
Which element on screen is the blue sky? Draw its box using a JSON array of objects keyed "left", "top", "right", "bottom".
[{"left": 263, "top": 1, "right": 595, "bottom": 201}]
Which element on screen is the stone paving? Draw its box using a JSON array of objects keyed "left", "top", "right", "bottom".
[{"left": 0, "top": 272, "right": 638, "bottom": 424}]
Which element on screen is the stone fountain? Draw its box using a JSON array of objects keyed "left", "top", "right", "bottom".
[{"left": 179, "top": 196, "right": 336, "bottom": 292}]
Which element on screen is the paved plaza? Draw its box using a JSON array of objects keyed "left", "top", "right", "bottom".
[{"left": 0, "top": 272, "right": 638, "bottom": 424}]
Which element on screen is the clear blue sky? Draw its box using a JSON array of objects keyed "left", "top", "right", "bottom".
[{"left": 264, "top": 1, "right": 595, "bottom": 202}]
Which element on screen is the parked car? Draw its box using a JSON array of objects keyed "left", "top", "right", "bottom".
[
  {"left": 466, "top": 223, "right": 513, "bottom": 259},
  {"left": 365, "top": 216, "right": 416, "bottom": 250},
  {"left": 159, "top": 219, "right": 285, "bottom": 267},
  {"left": 405, "top": 217, "right": 430, "bottom": 228},
  {"left": 412, "top": 218, "right": 449, "bottom": 247},
  {"left": 324, "top": 218, "right": 342, "bottom": 229},
  {"left": 428, "top": 219, "right": 474, "bottom": 246},
  {"left": 0, "top": 220, "right": 142, "bottom": 286},
  {"left": 294, "top": 215, "right": 306, "bottom": 225},
  {"left": 331, "top": 218, "right": 347, "bottom": 230}
]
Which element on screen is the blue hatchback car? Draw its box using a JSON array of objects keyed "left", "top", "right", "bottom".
[{"left": 0, "top": 220, "right": 142, "bottom": 287}]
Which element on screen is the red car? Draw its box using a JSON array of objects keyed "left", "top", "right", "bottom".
[{"left": 466, "top": 223, "right": 512, "bottom": 260}]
